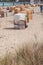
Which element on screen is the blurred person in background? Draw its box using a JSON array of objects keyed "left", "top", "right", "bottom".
[{"left": 40, "top": 0, "right": 43, "bottom": 12}]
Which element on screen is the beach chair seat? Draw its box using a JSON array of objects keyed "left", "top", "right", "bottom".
[
  {"left": 0, "top": 11, "right": 4, "bottom": 17},
  {"left": 0, "top": 7, "right": 3, "bottom": 11}
]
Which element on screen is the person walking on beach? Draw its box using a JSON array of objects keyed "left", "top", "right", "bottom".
[
  {"left": 3, "top": 2, "right": 4, "bottom": 6},
  {"left": 40, "top": 0, "right": 43, "bottom": 12}
]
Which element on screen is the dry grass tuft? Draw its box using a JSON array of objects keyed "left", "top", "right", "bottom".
[
  {"left": 0, "top": 43, "right": 43, "bottom": 65},
  {"left": 14, "top": 45, "right": 33, "bottom": 65}
]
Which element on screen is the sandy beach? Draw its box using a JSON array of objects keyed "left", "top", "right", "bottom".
[{"left": 0, "top": 6, "right": 43, "bottom": 56}]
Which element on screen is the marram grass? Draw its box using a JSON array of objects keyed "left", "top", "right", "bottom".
[{"left": 0, "top": 43, "right": 43, "bottom": 65}]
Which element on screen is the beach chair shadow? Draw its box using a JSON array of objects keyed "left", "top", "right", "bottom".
[
  {"left": 4, "top": 27, "right": 20, "bottom": 30},
  {"left": 4, "top": 25, "right": 28, "bottom": 30}
]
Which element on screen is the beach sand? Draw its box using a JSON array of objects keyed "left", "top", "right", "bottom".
[{"left": 0, "top": 6, "right": 43, "bottom": 56}]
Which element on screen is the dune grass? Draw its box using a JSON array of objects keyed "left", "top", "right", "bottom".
[{"left": 0, "top": 43, "right": 43, "bottom": 65}]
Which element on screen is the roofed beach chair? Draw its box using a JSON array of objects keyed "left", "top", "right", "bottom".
[{"left": 14, "top": 13, "right": 27, "bottom": 29}]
